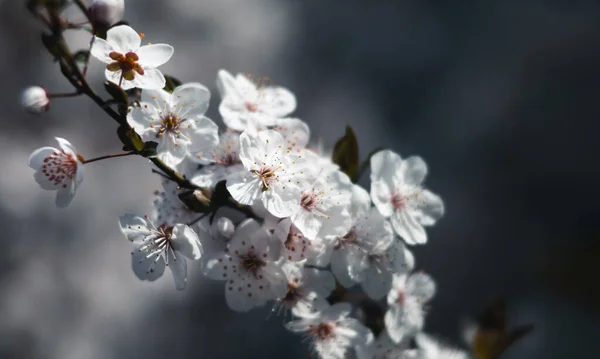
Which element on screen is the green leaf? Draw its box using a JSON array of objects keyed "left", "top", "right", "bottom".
[
  {"left": 41, "top": 33, "right": 62, "bottom": 59},
  {"left": 139, "top": 141, "right": 158, "bottom": 158},
  {"left": 117, "top": 125, "right": 144, "bottom": 152},
  {"left": 332, "top": 126, "right": 360, "bottom": 181},
  {"left": 163, "top": 75, "right": 182, "bottom": 93},
  {"left": 104, "top": 81, "right": 129, "bottom": 106}
]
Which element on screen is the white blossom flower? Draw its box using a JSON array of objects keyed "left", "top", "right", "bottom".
[
  {"left": 128, "top": 83, "right": 219, "bottom": 167},
  {"left": 356, "top": 331, "right": 413, "bottom": 359},
  {"left": 286, "top": 302, "right": 373, "bottom": 359},
  {"left": 330, "top": 207, "right": 395, "bottom": 289},
  {"left": 385, "top": 272, "right": 436, "bottom": 343},
  {"left": 267, "top": 118, "right": 310, "bottom": 152},
  {"left": 202, "top": 219, "right": 287, "bottom": 312},
  {"left": 216, "top": 69, "right": 296, "bottom": 131},
  {"left": 119, "top": 213, "right": 203, "bottom": 290},
  {"left": 275, "top": 260, "right": 335, "bottom": 316},
  {"left": 414, "top": 333, "right": 470, "bottom": 359},
  {"left": 226, "top": 130, "right": 306, "bottom": 218},
  {"left": 190, "top": 129, "right": 244, "bottom": 187},
  {"left": 28, "top": 137, "right": 84, "bottom": 208},
  {"left": 153, "top": 179, "right": 199, "bottom": 226},
  {"left": 291, "top": 169, "right": 353, "bottom": 240},
  {"left": 359, "top": 241, "right": 414, "bottom": 300},
  {"left": 273, "top": 218, "right": 329, "bottom": 263},
  {"left": 89, "top": 0, "right": 125, "bottom": 26},
  {"left": 21, "top": 86, "right": 49, "bottom": 114},
  {"left": 90, "top": 25, "right": 173, "bottom": 90},
  {"left": 370, "top": 150, "right": 444, "bottom": 245}
]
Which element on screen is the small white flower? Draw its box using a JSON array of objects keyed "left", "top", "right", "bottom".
[
  {"left": 414, "top": 333, "right": 470, "bottom": 359},
  {"left": 384, "top": 272, "right": 436, "bottom": 343},
  {"left": 370, "top": 150, "right": 444, "bottom": 245},
  {"left": 119, "top": 213, "right": 203, "bottom": 290},
  {"left": 128, "top": 83, "right": 219, "bottom": 167},
  {"left": 273, "top": 218, "right": 329, "bottom": 263},
  {"left": 21, "top": 86, "right": 49, "bottom": 114},
  {"left": 356, "top": 331, "right": 413, "bottom": 359},
  {"left": 89, "top": 0, "right": 125, "bottom": 26},
  {"left": 291, "top": 169, "right": 353, "bottom": 240},
  {"left": 286, "top": 302, "right": 373, "bottom": 359},
  {"left": 202, "top": 219, "right": 287, "bottom": 312},
  {"left": 276, "top": 261, "right": 335, "bottom": 316},
  {"left": 153, "top": 179, "right": 199, "bottom": 226},
  {"left": 216, "top": 69, "right": 297, "bottom": 131},
  {"left": 359, "top": 241, "right": 414, "bottom": 300},
  {"left": 90, "top": 25, "right": 173, "bottom": 90},
  {"left": 190, "top": 129, "right": 244, "bottom": 187},
  {"left": 330, "top": 207, "right": 395, "bottom": 289},
  {"left": 226, "top": 130, "right": 306, "bottom": 218},
  {"left": 28, "top": 137, "right": 84, "bottom": 208}
]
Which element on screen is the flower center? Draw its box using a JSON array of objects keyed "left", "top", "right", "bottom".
[
  {"left": 252, "top": 166, "right": 277, "bottom": 191},
  {"left": 156, "top": 113, "right": 185, "bottom": 137},
  {"left": 300, "top": 192, "right": 318, "bottom": 211},
  {"left": 335, "top": 227, "right": 357, "bottom": 249},
  {"left": 41, "top": 151, "right": 80, "bottom": 188},
  {"left": 391, "top": 192, "right": 407, "bottom": 210},
  {"left": 282, "top": 281, "right": 302, "bottom": 305},
  {"left": 218, "top": 152, "right": 239, "bottom": 166},
  {"left": 397, "top": 290, "right": 405, "bottom": 305},
  {"left": 137, "top": 222, "right": 176, "bottom": 274},
  {"left": 309, "top": 323, "right": 335, "bottom": 340},
  {"left": 245, "top": 102, "right": 258, "bottom": 112},
  {"left": 238, "top": 251, "right": 266, "bottom": 278},
  {"left": 106, "top": 51, "right": 144, "bottom": 81}
]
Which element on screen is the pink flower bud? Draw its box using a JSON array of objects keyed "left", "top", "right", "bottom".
[{"left": 21, "top": 86, "right": 49, "bottom": 114}]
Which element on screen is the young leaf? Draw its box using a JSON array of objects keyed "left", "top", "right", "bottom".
[
  {"left": 104, "top": 81, "right": 129, "bottom": 105},
  {"left": 163, "top": 75, "right": 182, "bottom": 93},
  {"left": 332, "top": 126, "right": 359, "bottom": 180}
]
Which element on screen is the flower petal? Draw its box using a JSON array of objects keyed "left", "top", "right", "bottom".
[
  {"left": 128, "top": 68, "right": 166, "bottom": 90},
  {"left": 55, "top": 137, "right": 77, "bottom": 156},
  {"left": 28, "top": 147, "right": 57, "bottom": 169},
  {"left": 172, "top": 82, "right": 211, "bottom": 117},
  {"left": 412, "top": 189, "right": 444, "bottom": 226},
  {"left": 136, "top": 44, "right": 174, "bottom": 68},
  {"left": 131, "top": 248, "right": 166, "bottom": 282},
  {"left": 90, "top": 36, "right": 115, "bottom": 63},
  {"left": 262, "top": 183, "right": 301, "bottom": 218},
  {"left": 118, "top": 213, "right": 151, "bottom": 243},
  {"left": 170, "top": 224, "right": 203, "bottom": 260},
  {"left": 259, "top": 86, "right": 297, "bottom": 117},
  {"left": 406, "top": 272, "right": 436, "bottom": 302},
  {"left": 167, "top": 250, "right": 187, "bottom": 291},
  {"left": 226, "top": 170, "right": 262, "bottom": 205},
  {"left": 106, "top": 25, "right": 141, "bottom": 52},
  {"left": 391, "top": 210, "right": 428, "bottom": 245},
  {"left": 55, "top": 181, "right": 76, "bottom": 208},
  {"left": 400, "top": 156, "right": 428, "bottom": 186}
]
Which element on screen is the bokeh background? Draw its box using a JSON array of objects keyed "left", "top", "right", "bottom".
[{"left": 1, "top": 0, "right": 599, "bottom": 358}]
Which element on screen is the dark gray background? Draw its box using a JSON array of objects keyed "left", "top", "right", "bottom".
[{"left": 1, "top": 0, "right": 599, "bottom": 358}]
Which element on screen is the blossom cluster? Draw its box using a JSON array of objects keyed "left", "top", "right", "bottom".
[{"left": 24, "top": 2, "right": 468, "bottom": 358}]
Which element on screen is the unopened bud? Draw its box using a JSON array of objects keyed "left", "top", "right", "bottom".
[
  {"left": 21, "top": 86, "right": 49, "bottom": 114},
  {"left": 89, "top": 0, "right": 125, "bottom": 27},
  {"left": 216, "top": 217, "right": 235, "bottom": 238}
]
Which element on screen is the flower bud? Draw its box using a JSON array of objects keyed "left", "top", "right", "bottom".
[
  {"left": 89, "top": 0, "right": 125, "bottom": 27},
  {"left": 21, "top": 86, "right": 49, "bottom": 114},
  {"left": 216, "top": 217, "right": 235, "bottom": 238}
]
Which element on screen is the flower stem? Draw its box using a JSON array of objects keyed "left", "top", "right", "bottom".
[
  {"left": 82, "top": 151, "right": 135, "bottom": 164},
  {"left": 48, "top": 91, "right": 82, "bottom": 99}
]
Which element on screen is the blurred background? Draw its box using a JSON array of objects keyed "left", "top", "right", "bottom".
[{"left": 1, "top": 0, "right": 599, "bottom": 358}]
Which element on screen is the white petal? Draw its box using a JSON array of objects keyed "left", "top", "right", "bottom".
[
  {"left": 171, "top": 82, "right": 210, "bottom": 116},
  {"left": 167, "top": 250, "right": 187, "bottom": 290},
  {"left": 201, "top": 253, "right": 229, "bottom": 280},
  {"left": 412, "top": 189, "right": 445, "bottom": 226},
  {"left": 156, "top": 135, "right": 187, "bottom": 167},
  {"left": 338, "top": 318, "right": 373, "bottom": 346},
  {"left": 370, "top": 180, "right": 394, "bottom": 217},
  {"left": 136, "top": 44, "right": 174, "bottom": 68},
  {"left": 216, "top": 69, "right": 237, "bottom": 97},
  {"left": 322, "top": 302, "right": 352, "bottom": 321},
  {"left": 171, "top": 224, "right": 203, "bottom": 260},
  {"left": 392, "top": 211, "right": 428, "bottom": 245},
  {"left": 259, "top": 86, "right": 297, "bottom": 117},
  {"left": 272, "top": 118, "right": 310, "bottom": 149},
  {"left": 350, "top": 184, "right": 372, "bottom": 219},
  {"left": 370, "top": 150, "right": 403, "bottom": 183},
  {"left": 118, "top": 213, "right": 150, "bottom": 243},
  {"left": 90, "top": 36, "right": 115, "bottom": 63},
  {"left": 55, "top": 181, "right": 76, "bottom": 208},
  {"left": 219, "top": 100, "right": 253, "bottom": 131},
  {"left": 330, "top": 251, "right": 356, "bottom": 288},
  {"left": 55, "top": 137, "right": 77, "bottom": 156},
  {"left": 106, "top": 25, "right": 141, "bottom": 52},
  {"left": 141, "top": 87, "right": 172, "bottom": 106},
  {"left": 262, "top": 183, "right": 302, "bottom": 218},
  {"left": 400, "top": 156, "right": 428, "bottom": 186},
  {"left": 128, "top": 68, "right": 166, "bottom": 90},
  {"left": 291, "top": 208, "right": 321, "bottom": 240},
  {"left": 131, "top": 248, "right": 165, "bottom": 281},
  {"left": 361, "top": 266, "right": 393, "bottom": 300},
  {"left": 285, "top": 319, "right": 314, "bottom": 332},
  {"left": 187, "top": 117, "right": 219, "bottom": 153},
  {"left": 28, "top": 147, "right": 57, "bottom": 169},
  {"left": 384, "top": 305, "right": 406, "bottom": 343},
  {"left": 406, "top": 272, "right": 436, "bottom": 302},
  {"left": 226, "top": 170, "right": 262, "bottom": 205}
]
